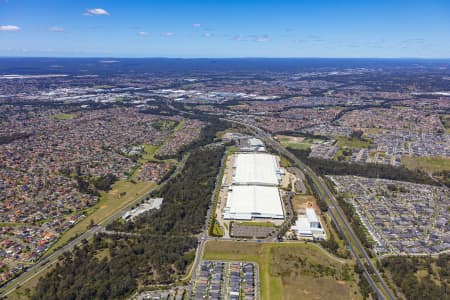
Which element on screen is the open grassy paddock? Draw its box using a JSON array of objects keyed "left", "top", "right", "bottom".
[
  {"left": 401, "top": 156, "right": 450, "bottom": 173},
  {"left": 291, "top": 194, "right": 316, "bottom": 211},
  {"left": 140, "top": 144, "right": 159, "bottom": 163},
  {"left": 203, "top": 241, "right": 361, "bottom": 300},
  {"left": 48, "top": 180, "right": 156, "bottom": 252},
  {"left": 277, "top": 135, "right": 313, "bottom": 151},
  {"left": 440, "top": 114, "right": 450, "bottom": 133},
  {"left": 235, "top": 221, "right": 276, "bottom": 227},
  {"left": 335, "top": 136, "right": 372, "bottom": 148},
  {"left": 7, "top": 180, "right": 157, "bottom": 298},
  {"left": 50, "top": 113, "right": 76, "bottom": 120},
  {"left": 285, "top": 142, "right": 312, "bottom": 150}
]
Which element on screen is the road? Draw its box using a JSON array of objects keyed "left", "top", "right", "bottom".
[
  {"left": 165, "top": 102, "right": 395, "bottom": 299},
  {"left": 0, "top": 224, "right": 103, "bottom": 298},
  {"left": 156, "top": 103, "right": 395, "bottom": 299},
  {"left": 224, "top": 118, "right": 396, "bottom": 300},
  {"left": 185, "top": 144, "right": 225, "bottom": 296},
  {"left": 0, "top": 150, "right": 191, "bottom": 299}
]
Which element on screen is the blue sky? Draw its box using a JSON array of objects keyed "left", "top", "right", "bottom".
[{"left": 0, "top": 0, "right": 449, "bottom": 58}]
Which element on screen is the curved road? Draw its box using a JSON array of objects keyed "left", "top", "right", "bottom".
[
  {"left": 224, "top": 118, "right": 395, "bottom": 300},
  {"left": 166, "top": 102, "right": 395, "bottom": 299},
  {"left": 0, "top": 150, "right": 191, "bottom": 299}
]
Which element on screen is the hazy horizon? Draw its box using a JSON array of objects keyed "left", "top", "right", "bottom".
[{"left": 1, "top": 0, "right": 449, "bottom": 58}]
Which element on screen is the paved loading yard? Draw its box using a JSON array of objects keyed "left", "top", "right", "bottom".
[{"left": 191, "top": 260, "right": 259, "bottom": 300}]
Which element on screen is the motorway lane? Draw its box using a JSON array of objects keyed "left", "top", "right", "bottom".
[
  {"left": 0, "top": 225, "right": 103, "bottom": 298},
  {"left": 0, "top": 150, "right": 192, "bottom": 298},
  {"left": 317, "top": 178, "right": 396, "bottom": 300},
  {"left": 132, "top": 102, "right": 394, "bottom": 299},
  {"left": 225, "top": 118, "right": 395, "bottom": 300}
]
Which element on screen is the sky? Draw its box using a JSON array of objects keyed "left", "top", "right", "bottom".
[{"left": 0, "top": 0, "right": 449, "bottom": 58}]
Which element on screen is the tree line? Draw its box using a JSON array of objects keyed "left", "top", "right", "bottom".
[
  {"left": 381, "top": 255, "right": 449, "bottom": 300},
  {"left": 32, "top": 145, "right": 225, "bottom": 300},
  {"left": 290, "top": 148, "right": 436, "bottom": 185}
]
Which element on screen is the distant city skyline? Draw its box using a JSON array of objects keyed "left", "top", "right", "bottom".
[{"left": 0, "top": 0, "right": 449, "bottom": 58}]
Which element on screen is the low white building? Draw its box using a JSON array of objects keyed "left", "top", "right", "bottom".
[
  {"left": 292, "top": 208, "right": 326, "bottom": 240},
  {"left": 122, "top": 198, "right": 163, "bottom": 221}
]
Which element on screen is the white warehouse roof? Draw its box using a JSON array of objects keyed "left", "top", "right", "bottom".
[
  {"left": 291, "top": 208, "right": 326, "bottom": 240},
  {"left": 223, "top": 185, "right": 284, "bottom": 220},
  {"left": 233, "top": 153, "right": 280, "bottom": 186}
]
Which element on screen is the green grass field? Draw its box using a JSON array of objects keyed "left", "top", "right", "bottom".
[
  {"left": 173, "top": 119, "right": 186, "bottom": 132},
  {"left": 50, "top": 113, "right": 75, "bottom": 120},
  {"left": 10, "top": 174, "right": 159, "bottom": 298},
  {"left": 140, "top": 144, "right": 159, "bottom": 162},
  {"left": 47, "top": 180, "right": 156, "bottom": 252},
  {"left": 440, "top": 114, "right": 450, "bottom": 133},
  {"left": 279, "top": 156, "right": 292, "bottom": 168},
  {"left": 211, "top": 221, "right": 224, "bottom": 236},
  {"left": 0, "top": 222, "right": 28, "bottom": 227},
  {"left": 333, "top": 148, "right": 351, "bottom": 161},
  {"left": 286, "top": 143, "right": 311, "bottom": 150},
  {"left": 401, "top": 156, "right": 450, "bottom": 173},
  {"left": 235, "top": 221, "right": 275, "bottom": 227},
  {"left": 364, "top": 128, "right": 385, "bottom": 134},
  {"left": 203, "top": 241, "right": 360, "bottom": 300},
  {"left": 93, "top": 85, "right": 113, "bottom": 89},
  {"left": 278, "top": 135, "right": 313, "bottom": 151},
  {"left": 335, "top": 137, "right": 372, "bottom": 148}
]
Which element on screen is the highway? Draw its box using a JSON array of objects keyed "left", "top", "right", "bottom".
[
  {"left": 0, "top": 222, "right": 103, "bottom": 298},
  {"left": 161, "top": 103, "right": 395, "bottom": 299},
  {"left": 0, "top": 150, "right": 191, "bottom": 299},
  {"left": 224, "top": 118, "right": 396, "bottom": 300},
  {"left": 0, "top": 100, "right": 395, "bottom": 300}
]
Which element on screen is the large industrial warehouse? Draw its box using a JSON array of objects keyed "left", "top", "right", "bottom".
[
  {"left": 223, "top": 152, "right": 285, "bottom": 220},
  {"left": 232, "top": 153, "right": 281, "bottom": 186},
  {"left": 223, "top": 185, "right": 284, "bottom": 220}
]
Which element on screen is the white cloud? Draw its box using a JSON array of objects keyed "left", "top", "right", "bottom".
[
  {"left": 192, "top": 23, "right": 201, "bottom": 28},
  {"left": 48, "top": 26, "right": 65, "bottom": 32},
  {"left": 232, "top": 34, "right": 270, "bottom": 43},
  {"left": 0, "top": 25, "right": 20, "bottom": 31},
  {"left": 138, "top": 31, "right": 149, "bottom": 36},
  {"left": 203, "top": 32, "right": 213, "bottom": 38},
  {"left": 233, "top": 35, "right": 244, "bottom": 41},
  {"left": 83, "top": 8, "right": 110, "bottom": 16},
  {"left": 254, "top": 35, "right": 270, "bottom": 43},
  {"left": 162, "top": 32, "right": 175, "bottom": 37}
]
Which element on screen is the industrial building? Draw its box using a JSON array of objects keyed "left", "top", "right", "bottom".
[
  {"left": 225, "top": 133, "right": 266, "bottom": 152},
  {"left": 232, "top": 153, "right": 283, "bottom": 186},
  {"left": 291, "top": 208, "right": 326, "bottom": 240},
  {"left": 223, "top": 152, "right": 285, "bottom": 221},
  {"left": 122, "top": 198, "right": 163, "bottom": 221},
  {"left": 223, "top": 185, "right": 284, "bottom": 220}
]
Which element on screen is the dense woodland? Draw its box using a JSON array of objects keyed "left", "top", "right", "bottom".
[
  {"left": 290, "top": 148, "right": 436, "bottom": 185},
  {"left": 31, "top": 236, "right": 195, "bottom": 300},
  {"left": 108, "top": 145, "right": 225, "bottom": 234},
  {"left": 0, "top": 132, "right": 32, "bottom": 144},
  {"left": 31, "top": 145, "right": 225, "bottom": 300},
  {"left": 381, "top": 255, "right": 450, "bottom": 300}
]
